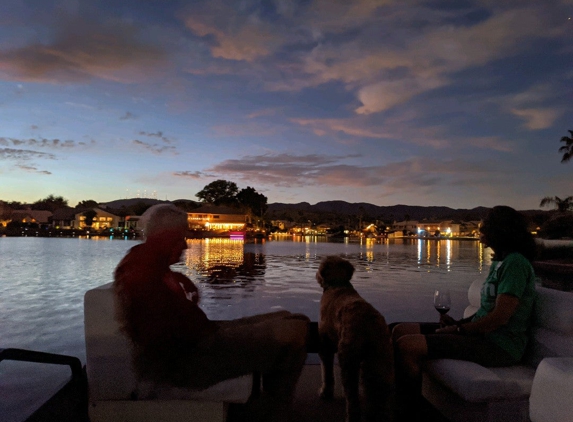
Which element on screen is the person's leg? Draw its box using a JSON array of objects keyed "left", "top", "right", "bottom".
[
  {"left": 181, "top": 313, "right": 309, "bottom": 421},
  {"left": 392, "top": 323, "right": 431, "bottom": 421}
]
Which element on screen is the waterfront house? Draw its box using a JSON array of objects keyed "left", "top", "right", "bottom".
[
  {"left": 187, "top": 205, "right": 249, "bottom": 233},
  {"left": 75, "top": 208, "right": 122, "bottom": 230},
  {"left": 391, "top": 220, "right": 419, "bottom": 236},
  {"left": 51, "top": 207, "right": 78, "bottom": 229},
  {"left": 416, "top": 220, "right": 461, "bottom": 237},
  {"left": 2, "top": 210, "right": 53, "bottom": 227}
]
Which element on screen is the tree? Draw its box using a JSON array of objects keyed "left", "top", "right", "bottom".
[
  {"left": 31, "top": 195, "right": 68, "bottom": 212},
  {"left": 172, "top": 199, "right": 201, "bottom": 212},
  {"left": 539, "top": 196, "right": 573, "bottom": 212},
  {"left": 196, "top": 180, "right": 239, "bottom": 206},
  {"left": 559, "top": 130, "right": 573, "bottom": 163},
  {"left": 83, "top": 209, "right": 98, "bottom": 227},
  {"left": 237, "top": 186, "right": 268, "bottom": 218},
  {"left": 76, "top": 199, "right": 98, "bottom": 208}
]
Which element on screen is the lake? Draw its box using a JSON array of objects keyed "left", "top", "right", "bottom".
[{"left": 0, "top": 235, "right": 489, "bottom": 421}]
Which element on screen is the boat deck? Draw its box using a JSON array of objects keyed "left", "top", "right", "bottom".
[{"left": 23, "top": 355, "right": 448, "bottom": 422}]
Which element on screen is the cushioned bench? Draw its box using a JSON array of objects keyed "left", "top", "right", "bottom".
[
  {"left": 422, "top": 279, "right": 573, "bottom": 422},
  {"left": 84, "top": 282, "right": 254, "bottom": 422}
]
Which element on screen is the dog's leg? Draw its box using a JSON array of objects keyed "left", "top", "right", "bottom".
[
  {"left": 362, "top": 360, "right": 395, "bottom": 422},
  {"left": 338, "top": 351, "right": 361, "bottom": 422},
  {"left": 318, "top": 342, "right": 335, "bottom": 400}
]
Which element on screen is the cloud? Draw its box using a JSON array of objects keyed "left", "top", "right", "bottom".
[
  {"left": 355, "top": 75, "right": 446, "bottom": 114},
  {"left": 0, "top": 137, "right": 88, "bottom": 149},
  {"left": 0, "top": 147, "right": 56, "bottom": 161},
  {"left": 502, "top": 84, "right": 566, "bottom": 130},
  {"left": 205, "top": 153, "right": 494, "bottom": 191},
  {"left": 180, "top": 1, "right": 564, "bottom": 119},
  {"left": 138, "top": 131, "right": 174, "bottom": 144},
  {"left": 120, "top": 112, "right": 137, "bottom": 121},
  {"left": 291, "top": 117, "right": 393, "bottom": 139},
  {"left": 132, "top": 139, "right": 178, "bottom": 155},
  {"left": 173, "top": 171, "right": 203, "bottom": 179},
  {"left": 15, "top": 164, "right": 52, "bottom": 175},
  {"left": 510, "top": 108, "right": 563, "bottom": 130},
  {"left": 0, "top": 18, "right": 165, "bottom": 83},
  {"left": 290, "top": 116, "right": 453, "bottom": 149}
]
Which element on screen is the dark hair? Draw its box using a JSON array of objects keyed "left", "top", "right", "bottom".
[
  {"left": 480, "top": 206, "right": 536, "bottom": 261},
  {"left": 318, "top": 256, "right": 355, "bottom": 285}
]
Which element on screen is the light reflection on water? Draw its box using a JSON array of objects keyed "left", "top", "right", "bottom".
[{"left": 0, "top": 236, "right": 488, "bottom": 422}]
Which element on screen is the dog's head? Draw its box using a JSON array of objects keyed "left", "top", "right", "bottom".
[{"left": 316, "top": 256, "right": 355, "bottom": 290}]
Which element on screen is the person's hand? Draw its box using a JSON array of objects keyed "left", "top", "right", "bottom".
[
  {"left": 440, "top": 314, "right": 457, "bottom": 326},
  {"left": 435, "top": 325, "right": 459, "bottom": 334}
]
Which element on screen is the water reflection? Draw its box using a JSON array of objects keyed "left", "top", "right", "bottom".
[{"left": 183, "top": 238, "right": 266, "bottom": 284}]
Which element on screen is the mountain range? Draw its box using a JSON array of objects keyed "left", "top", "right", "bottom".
[{"left": 99, "top": 198, "right": 546, "bottom": 222}]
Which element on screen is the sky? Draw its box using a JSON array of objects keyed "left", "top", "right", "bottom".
[{"left": 0, "top": 0, "right": 572, "bottom": 210}]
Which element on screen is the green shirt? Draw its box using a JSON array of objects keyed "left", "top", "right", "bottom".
[{"left": 472, "top": 252, "right": 536, "bottom": 361}]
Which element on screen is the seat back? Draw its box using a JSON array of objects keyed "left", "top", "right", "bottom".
[
  {"left": 463, "top": 276, "right": 483, "bottom": 319},
  {"left": 84, "top": 282, "right": 138, "bottom": 400},
  {"left": 525, "top": 286, "right": 573, "bottom": 366}
]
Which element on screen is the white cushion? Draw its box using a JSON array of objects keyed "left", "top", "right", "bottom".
[
  {"left": 530, "top": 358, "right": 573, "bottom": 422},
  {"left": 84, "top": 283, "right": 252, "bottom": 404},
  {"left": 424, "top": 359, "right": 532, "bottom": 402},
  {"left": 463, "top": 277, "right": 483, "bottom": 319},
  {"left": 534, "top": 287, "right": 573, "bottom": 335}
]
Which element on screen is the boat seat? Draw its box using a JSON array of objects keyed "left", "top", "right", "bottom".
[{"left": 84, "top": 282, "right": 253, "bottom": 422}]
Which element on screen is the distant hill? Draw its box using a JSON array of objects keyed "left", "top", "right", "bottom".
[
  {"left": 99, "top": 198, "right": 169, "bottom": 209},
  {"left": 98, "top": 197, "right": 546, "bottom": 223},
  {"left": 267, "top": 201, "right": 493, "bottom": 221}
]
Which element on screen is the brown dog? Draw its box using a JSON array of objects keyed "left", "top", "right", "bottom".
[{"left": 316, "top": 256, "right": 394, "bottom": 422}]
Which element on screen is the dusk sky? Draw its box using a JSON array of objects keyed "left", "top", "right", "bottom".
[{"left": 1, "top": 0, "right": 572, "bottom": 210}]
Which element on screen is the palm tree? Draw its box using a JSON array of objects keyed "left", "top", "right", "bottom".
[
  {"left": 540, "top": 196, "right": 573, "bottom": 212},
  {"left": 558, "top": 130, "right": 573, "bottom": 163}
]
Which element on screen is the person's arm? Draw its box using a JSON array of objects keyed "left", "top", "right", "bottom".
[
  {"left": 440, "top": 313, "right": 475, "bottom": 326},
  {"left": 437, "top": 294, "right": 519, "bottom": 334}
]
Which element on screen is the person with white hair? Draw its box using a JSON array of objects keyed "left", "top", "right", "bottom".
[{"left": 114, "top": 204, "right": 309, "bottom": 421}]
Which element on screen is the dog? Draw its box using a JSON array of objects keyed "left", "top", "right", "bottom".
[{"left": 316, "top": 256, "right": 394, "bottom": 422}]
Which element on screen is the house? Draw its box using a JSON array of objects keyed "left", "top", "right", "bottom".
[
  {"left": 9, "top": 210, "right": 52, "bottom": 225},
  {"left": 51, "top": 207, "right": 78, "bottom": 229},
  {"left": 51, "top": 207, "right": 122, "bottom": 230},
  {"left": 391, "top": 220, "right": 419, "bottom": 236},
  {"left": 459, "top": 221, "right": 481, "bottom": 237},
  {"left": 416, "top": 220, "right": 461, "bottom": 237},
  {"left": 187, "top": 206, "right": 249, "bottom": 232},
  {"left": 75, "top": 208, "right": 122, "bottom": 230}
]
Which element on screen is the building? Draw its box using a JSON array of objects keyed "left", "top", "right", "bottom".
[
  {"left": 416, "top": 220, "right": 461, "bottom": 237},
  {"left": 51, "top": 207, "right": 122, "bottom": 230},
  {"left": 75, "top": 208, "right": 122, "bottom": 230},
  {"left": 187, "top": 205, "right": 249, "bottom": 232},
  {"left": 391, "top": 220, "right": 419, "bottom": 236},
  {"left": 1, "top": 210, "right": 52, "bottom": 227}
]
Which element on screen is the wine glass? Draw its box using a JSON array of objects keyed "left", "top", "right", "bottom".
[{"left": 434, "top": 288, "right": 451, "bottom": 316}]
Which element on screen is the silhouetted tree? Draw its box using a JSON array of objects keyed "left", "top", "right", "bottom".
[
  {"left": 76, "top": 199, "right": 98, "bottom": 208},
  {"left": 172, "top": 200, "right": 201, "bottom": 212},
  {"left": 83, "top": 210, "right": 98, "bottom": 227},
  {"left": 31, "top": 195, "right": 68, "bottom": 212},
  {"left": 540, "top": 196, "right": 573, "bottom": 213},
  {"left": 237, "top": 186, "right": 268, "bottom": 218},
  {"left": 559, "top": 130, "right": 573, "bottom": 163},
  {"left": 196, "top": 180, "right": 239, "bottom": 206}
]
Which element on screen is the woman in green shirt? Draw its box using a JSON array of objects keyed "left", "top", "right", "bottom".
[{"left": 392, "top": 206, "right": 537, "bottom": 412}]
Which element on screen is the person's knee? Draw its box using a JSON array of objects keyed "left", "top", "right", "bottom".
[
  {"left": 395, "top": 334, "right": 428, "bottom": 372},
  {"left": 391, "top": 322, "right": 421, "bottom": 343},
  {"left": 273, "top": 317, "right": 309, "bottom": 349}
]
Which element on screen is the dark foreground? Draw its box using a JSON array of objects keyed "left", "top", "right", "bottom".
[{"left": 21, "top": 355, "right": 447, "bottom": 422}]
